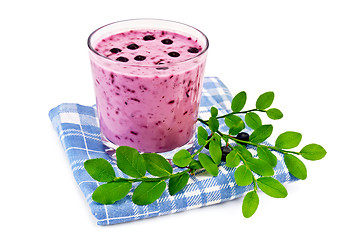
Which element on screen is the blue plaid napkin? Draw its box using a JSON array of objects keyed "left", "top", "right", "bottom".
[{"left": 49, "top": 76, "right": 298, "bottom": 225}]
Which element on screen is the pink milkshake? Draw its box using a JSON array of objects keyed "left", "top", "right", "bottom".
[{"left": 88, "top": 19, "right": 208, "bottom": 153}]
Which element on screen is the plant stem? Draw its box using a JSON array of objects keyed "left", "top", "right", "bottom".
[
  {"left": 113, "top": 169, "right": 189, "bottom": 183},
  {"left": 191, "top": 135, "right": 213, "bottom": 158},
  {"left": 198, "top": 116, "right": 301, "bottom": 156},
  {"left": 197, "top": 109, "right": 266, "bottom": 124},
  {"left": 197, "top": 117, "right": 208, "bottom": 125},
  {"left": 216, "top": 109, "right": 266, "bottom": 119},
  {"left": 229, "top": 136, "right": 301, "bottom": 155}
]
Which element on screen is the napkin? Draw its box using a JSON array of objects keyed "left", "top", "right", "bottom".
[{"left": 49, "top": 76, "right": 298, "bottom": 225}]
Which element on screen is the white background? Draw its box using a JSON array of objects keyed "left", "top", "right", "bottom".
[{"left": 1, "top": 0, "right": 361, "bottom": 239}]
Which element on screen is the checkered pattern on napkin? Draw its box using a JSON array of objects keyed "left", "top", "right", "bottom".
[{"left": 49, "top": 76, "right": 298, "bottom": 225}]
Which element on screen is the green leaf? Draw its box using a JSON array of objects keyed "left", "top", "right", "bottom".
[
  {"left": 84, "top": 158, "right": 116, "bottom": 182},
  {"left": 266, "top": 108, "right": 283, "bottom": 120},
  {"left": 132, "top": 181, "right": 167, "bottom": 205},
  {"left": 116, "top": 146, "right": 146, "bottom": 178},
  {"left": 197, "top": 126, "right": 209, "bottom": 146},
  {"left": 225, "top": 115, "right": 245, "bottom": 135},
  {"left": 168, "top": 172, "right": 190, "bottom": 196},
  {"left": 231, "top": 91, "right": 247, "bottom": 112},
  {"left": 142, "top": 153, "right": 173, "bottom": 177},
  {"left": 257, "top": 177, "right": 288, "bottom": 198},
  {"left": 234, "top": 145, "right": 253, "bottom": 159},
  {"left": 256, "top": 91, "right": 274, "bottom": 110},
  {"left": 257, "top": 146, "right": 278, "bottom": 167},
  {"left": 225, "top": 115, "right": 241, "bottom": 128},
  {"left": 234, "top": 165, "right": 253, "bottom": 186},
  {"left": 208, "top": 116, "right": 219, "bottom": 132},
  {"left": 275, "top": 131, "right": 302, "bottom": 149},
  {"left": 249, "top": 124, "right": 273, "bottom": 143},
  {"left": 242, "top": 191, "right": 259, "bottom": 218},
  {"left": 246, "top": 158, "right": 274, "bottom": 176},
  {"left": 173, "top": 149, "right": 192, "bottom": 167},
  {"left": 189, "top": 160, "right": 203, "bottom": 170},
  {"left": 210, "top": 106, "right": 218, "bottom": 117},
  {"left": 209, "top": 136, "right": 222, "bottom": 165},
  {"left": 284, "top": 154, "right": 307, "bottom": 180},
  {"left": 245, "top": 112, "right": 262, "bottom": 130},
  {"left": 226, "top": 150, "right": 241, "bottom": 168},
  {"left": 300, "top": 144, "right": 327, "bottom": 160},
  {"left": 198, "top": 153, "right": 219, "bottom": 176},
  {"left": 92, "top": 181, "right": 132, "bottom": 204}
]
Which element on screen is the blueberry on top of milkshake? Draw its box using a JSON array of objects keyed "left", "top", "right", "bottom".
[
  {"left": 143, "top": 35, "right": 155, "bottom": 41},
  {"left": 127, "top": 43, "right": 139, "bottom": 50},
  {"left": 161, "top": 39, "right": 173, "bottom": 45},
  {"left": 134, "top": 55, "right": 146, "bottom": 61},
  {"left": 188, "top": 47, "right": 199, "bottom": 53},
  {"left": 110, "top": 48, "right": 122, "bottom": 53},
  {"left": 168, "top": 51, "right": 180, "bottom": 57},
  {"left": 116, "top": 56, "right": 129, "bottom": 62}
]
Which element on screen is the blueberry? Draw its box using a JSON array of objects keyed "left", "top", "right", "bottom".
[
  {"left": 110, "top": 48, "right": 122, "bottom": 53},
  {"left": 204, "top": 135, "right": 212, "bottom": 149},
  {"left": 161, "top": 39, "right": 173, "bottom": 45},
  {"left": 116, "top": 56, "right": 129, "bottom": 62},
  {"left": 221, "top": 146, "right": 232, "bottom": 162},
  {"left": 236, "top": 132, "right": 250, "bottom": 145},
  {"left": 156, "top": 66, "right": 169, "bottom": 70},
  {"left": 168, "top": 51, "right": 180, "bottom": 57},
  {"left": 127, "top": 43, "right": 139, "bottom": 50},
  {"left": 188, "top": 47, "right": 199, "bottom": 53},
  {"left": 134, "top": 55, "right": 146, "bottom": 61},
  {"left": 143, "top": 35, "right": 155, "bottom": 41}
]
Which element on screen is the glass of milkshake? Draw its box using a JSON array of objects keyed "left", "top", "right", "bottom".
[{"left": 88, "top": 19, "right": 208, "bottom": 157}]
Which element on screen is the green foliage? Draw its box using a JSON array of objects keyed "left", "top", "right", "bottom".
[
  {"left": 142, "top": 153, "right": 173, "bottom": 177},
  {"left": 225, "top": 150, "right": 241, "bottom": 168},
  {"left": 208, "top": 116, "right": 219, "bottom": 132},
  {"left": 245, "top": 112, "right": 262, "bottom": 130},
  {"left": 132, "top": 181, "right": 167, "bottom": 205},
  {"left": 257, "top": 177, "right": 288, "bottom": 198},
  {"left": 300, "top": 144, "right": 327, "bottom": 160},
  {"left": 116, "top": 146, "right": 146, "bottom": 178},
  {"left": 198, "top": 153, "right": 219, "bottom": 176},
  {"left": 242, "top": 191, "right": 259, "bottom": 218},
  {"left": 266, "top": 108, "right": 283, "bottom": 120},
  {"left": 284, "top": 154, "right": 307, "bottom": 180},
  {"left": 257, "top": 146, "right": 277, "bottom": 167},
  {"left": 234, "top": 165, "right": 253, "bottom": 186},
  {"left": 189, "top": 159, "right": 203, "bottom": 170},
  {"left": 173, "top": 149, "right": 192, "bottom": 167},
  {"left": 231, "top": 91, "right": 247, "bottom": 112},
  {"left": 92, "top": 182, "right": 132, "bottom": 204},
  {"left": 249, "top": 124, "right": 273, "bottom": 143},
  {"left": 197, "top": 126, "right": 208, "bottom": 146},
  {"left": 84, "top": 158, "right": 115, "bottom": 182},
  {"left": 83, "top": 90, "right": 326, "bottom": 219},
  {"left": 210, "top": 106, "right": 218, "bottom": 117},
  {"left": 256, "top": 91, "right": 274, "bottom": 110},
  {"left": 275, "top": 131, "right": 302, "bottom": 149},
  {"left": 209, "top": 135, "right": 222, "bottom": 165},
  {"left": 225, "top": 115, "right": 245, "bottom": 135},
  {"left": 246, "top": 158, "right": 274, "bottom": 177},
  {"left": 168, "top": 172, "right": 190, "bottom": 196}
]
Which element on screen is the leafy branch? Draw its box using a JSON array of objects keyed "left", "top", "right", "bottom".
[{"left": 84, "top": 90, "right": 326, "bottom": 218}]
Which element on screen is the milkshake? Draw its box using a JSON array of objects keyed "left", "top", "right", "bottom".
[{"left": 88, "top": 19, "right": 208, "bottom": 153}]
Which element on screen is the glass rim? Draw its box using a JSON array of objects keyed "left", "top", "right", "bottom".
[{"left": 87, "top": 18, "right": 209, "bottom": 68}]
